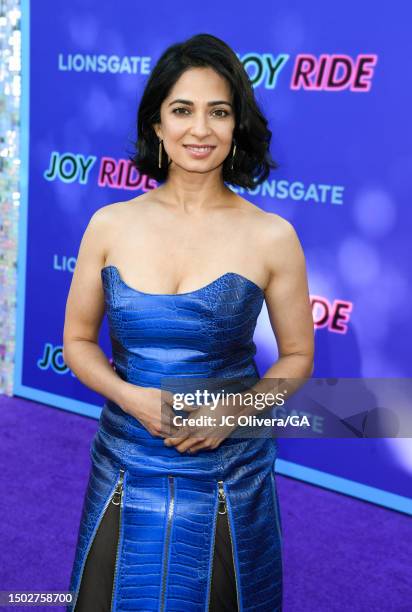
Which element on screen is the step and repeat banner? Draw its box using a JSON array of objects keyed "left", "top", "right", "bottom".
[{"left": 14, "top": 0, "right": 412, "bottom": 513}]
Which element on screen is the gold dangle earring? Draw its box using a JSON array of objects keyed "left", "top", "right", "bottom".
[
  {"left": 230, "top": 141, "right": 237, "bottom": 170},
  {"left": 158, "top": 139, "right": 163, "bottom": 169}
]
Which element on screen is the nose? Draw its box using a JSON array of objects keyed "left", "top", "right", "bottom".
[{"left": 189, "top": 112, "right": 212, "bottom": 138}]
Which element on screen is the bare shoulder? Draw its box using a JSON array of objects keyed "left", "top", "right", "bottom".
[
  {"left": 233, "top": 196, "right": 305, "bottom": 276},
  {"left": 88, "top": 194, "right": 148, "bottom": 245},
  {"left": 261, "top": 211, "right": 306, "bottom": 276},
  {"left": 91, "top": 195, "right": 143, "bottom": 226},
  {"left": 233, "top": 195, "right": 298, "bottom": 242},
  {"left": 260, "top": 211, "right": 300, "bottom": 244}
]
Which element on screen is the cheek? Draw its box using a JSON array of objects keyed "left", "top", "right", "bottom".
[
  {"left": 216, "top": 125, "right": 235, "bottom": 144},
  {"left": 163, "top": 120, "right": 186, "bottom": 141},
  {"left": 216, "top": 117, "right": 235, "bottom": 138}
]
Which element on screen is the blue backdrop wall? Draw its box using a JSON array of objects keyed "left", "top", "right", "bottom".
[{"left": 14, "top": 0, "right": 412, "bottom": 514}]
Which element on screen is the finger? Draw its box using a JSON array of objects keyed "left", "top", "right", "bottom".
[
  {"left": 188, "top": 436, "right": 226, "bottom": 453},
  {"left": 185, "top": 441, "right": 206, "bottom": 453},
  {"left": 175, "top": 436, "right": 208, "bottom": 453},
  {"left": 181, "top": 404, "right": 201, "bottom": 412},
  {"left": 163, "top": 432, "right": 191, "bottom": 447}
]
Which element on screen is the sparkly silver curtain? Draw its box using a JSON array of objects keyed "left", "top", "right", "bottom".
[{"left": 0, "top": 1, "right": 21, "bottom": 394}]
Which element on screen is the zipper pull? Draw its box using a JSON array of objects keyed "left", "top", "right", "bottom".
[
  {"left": 217, "top": 480, "right": 227, "bottom": 515},
  {"left": 111, "top": 469, "right": 125, "bottom": 506}
]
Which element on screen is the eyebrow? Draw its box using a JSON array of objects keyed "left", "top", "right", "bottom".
[{"left": 168, "top": 98, "right": 233, "bottom": 108}]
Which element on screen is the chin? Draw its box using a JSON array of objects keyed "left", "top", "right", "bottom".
[{"left": 173, "top": 159, "right": 218, "bottom": 172}]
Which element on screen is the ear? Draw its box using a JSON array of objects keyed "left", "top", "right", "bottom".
[{"left": 152, "top": 123, "right": 162, "bottom": 140}]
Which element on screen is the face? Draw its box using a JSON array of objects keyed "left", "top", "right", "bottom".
[{"left": 153, "top": 67, "right": 236, "bottom": 174}]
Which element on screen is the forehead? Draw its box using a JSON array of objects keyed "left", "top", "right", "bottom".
[{"left": 166, "top": 67, "right": 232, "bottom": 99}]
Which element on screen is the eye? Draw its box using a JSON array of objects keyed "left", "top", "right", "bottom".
[
  {"left": 213, "top": 109, "right": 230, "bottom": 117},
  {"left": 172, "top": 107, "right": 190, "bottom": 115}
]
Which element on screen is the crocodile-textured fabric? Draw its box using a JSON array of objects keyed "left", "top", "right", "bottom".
[{"left": 67, "top": 265, "right": 283, "bottom": 611}]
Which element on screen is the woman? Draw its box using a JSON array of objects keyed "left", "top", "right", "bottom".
[{"left": 64, "top": 33, "right": 314, "bottom": 612}]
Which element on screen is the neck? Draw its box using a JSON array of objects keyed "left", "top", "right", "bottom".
[{"left": 156, "top": 166, "right": 233, "bottom": 213}]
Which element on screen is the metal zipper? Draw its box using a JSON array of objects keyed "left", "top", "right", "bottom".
[
  {"left": 111, "top": 468, "right": 125, "bottom": 507},
  {"left": 206, "top": 491, "right": 219, "bottom": 611},
  {"left": 216, "top": 480, "right": 241, "bottom": 611},
  {"left": 71, "top": 468, "right": 125, "bottom": 612},
  {"left": 270, "top": 470, "right": 282, "bottom": 544},
  {"left": 159, "top": 475, "right": 175, "bottom": 612},
  {"left": 110, "top": 468, "right": 125, "bottom": 610}
]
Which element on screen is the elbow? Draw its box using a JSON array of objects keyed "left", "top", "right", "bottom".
[
  {"left": 62, "top": 345, "right": 69, "bottom": 367},
  {"left": 300, "top": 355, "right": 314, "bottom": 378},
  {"left": 62, "top": 340, "right": 72, "bottom": 367},
  {"left": 307, "top": 350, "right": 315, "bottom": 377},
  {"left": 62, "top": 335, "right": 78, "bottom": 365},
  {"left": 299, "top": 352, "right": 315, "bottom": 378},
  {"left": 309, "top": 359, "right": 315, "bottom": 377},
  {"left": 281, "top": 351, "right": 314, "bottom": 378}
]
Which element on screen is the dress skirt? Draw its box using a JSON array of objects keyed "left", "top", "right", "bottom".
[
  {"left": 67, "top": 399, "right": 283, "bottom": 612},
  {"left": 73, "top": 490, "right": 238, "bottom": 612}
]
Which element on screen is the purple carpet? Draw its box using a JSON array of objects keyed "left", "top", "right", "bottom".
[{"left": 0, "top": 394, "right": 411, "bottom": 611}]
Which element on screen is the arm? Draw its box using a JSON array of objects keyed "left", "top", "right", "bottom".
[
  {"left": 62, "top": 206, "right": 132, "bottom": 409},
  {"left": 239, "top": 215, "right": 314, "bottom": 417}
]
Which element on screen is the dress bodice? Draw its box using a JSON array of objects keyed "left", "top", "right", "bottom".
[{"left": 101, "top": 265, "right": 265, "bottom": 389}]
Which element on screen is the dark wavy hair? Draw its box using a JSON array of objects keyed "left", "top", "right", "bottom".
[{"left": 128, "top": 33, "right": 278, "bottom": 189}]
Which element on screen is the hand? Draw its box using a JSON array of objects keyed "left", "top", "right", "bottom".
[
  {"left": 163, "top": 398, "right": 242, "bottom": 454},
  {"left": 119, "top": 383, "right": 186, "bottom": 439}
]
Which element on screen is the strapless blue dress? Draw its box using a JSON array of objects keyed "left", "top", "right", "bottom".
[{"left": 68, "top": 265, "right": 283, "bottom": 612}]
